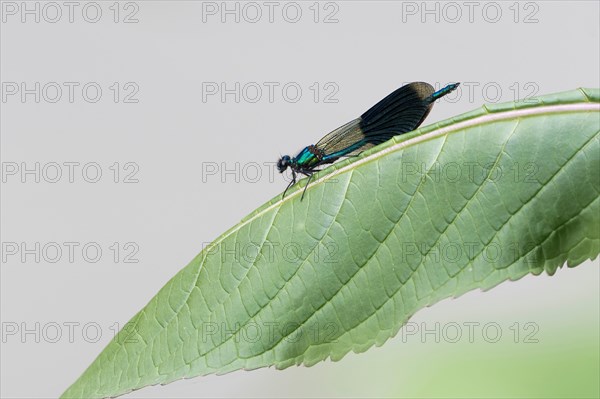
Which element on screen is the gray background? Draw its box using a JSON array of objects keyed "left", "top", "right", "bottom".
[{"left": 1, "top": 1, "right": 599, "bottom": 398}]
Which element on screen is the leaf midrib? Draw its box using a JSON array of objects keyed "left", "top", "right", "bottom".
[{"left": 104, "top": 100, "right": 600, "bottom": 394}]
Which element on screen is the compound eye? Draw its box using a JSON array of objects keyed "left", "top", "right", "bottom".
[{"left": 277, "top": 158, "right": 286, "bottom": 172}]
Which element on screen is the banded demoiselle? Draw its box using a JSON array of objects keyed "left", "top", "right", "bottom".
[{"left": 277, "top": 82, "right": 460, "bottom": 199}]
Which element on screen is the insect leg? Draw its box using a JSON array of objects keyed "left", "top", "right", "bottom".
[
  {"left": 282, "top": 170, "right": 297, "bottom": 199},
  {"left": 299, "top": 169, "right": 316, "bottom": 201}
]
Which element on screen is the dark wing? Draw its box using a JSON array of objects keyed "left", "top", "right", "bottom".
[
  {"left": 359, "top": 81, "right": 435, "bottom": 140},
  {"left": 316, "top": 82, "right": 436, "bottom": 158}
]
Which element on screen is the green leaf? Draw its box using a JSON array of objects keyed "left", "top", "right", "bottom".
[{"left": 62, "top": 88, "right": 600, "bottom": 398}]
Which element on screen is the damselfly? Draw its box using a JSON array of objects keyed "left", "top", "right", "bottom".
[{"left": 277, "top": 81, "right": 460, "bottom": 199}]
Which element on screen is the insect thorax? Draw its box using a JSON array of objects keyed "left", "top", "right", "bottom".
[{"left": 307, "top": 144, "right": 325, "bottom": 161}]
